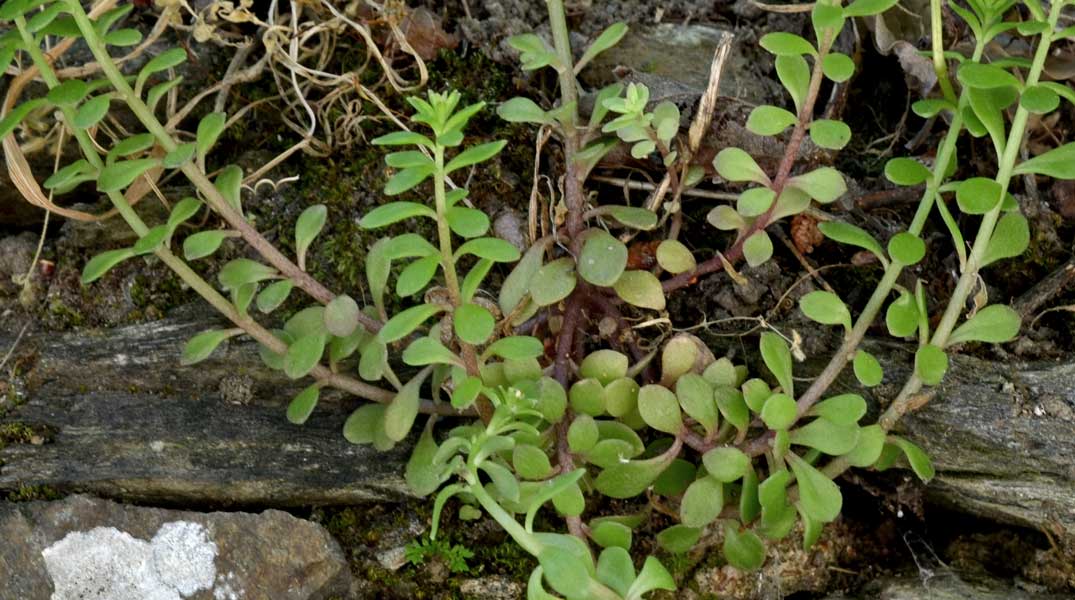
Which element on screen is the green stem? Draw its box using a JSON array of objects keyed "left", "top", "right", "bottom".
[
  {"left": 467, "top": 471, "right": 544, "bottom": 556},
  {"left": 794, "top": 37, "right": 987, "bottom": 417},
  {"left": 12, "top": 18, "right": 414, "bottom": 409},
  {"left": 931, "top": 0, "right": 958, "bottom": 103},
  {"left": 60, "top": 0, "right": 380, "bottom": 333},
  {"left": 879, "top": 15, "right": 1058, "bottom": 429}
]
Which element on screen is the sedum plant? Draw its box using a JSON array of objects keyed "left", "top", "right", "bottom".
[{"left": 5, "top": 0, "right": 1075, "bottom": 596}]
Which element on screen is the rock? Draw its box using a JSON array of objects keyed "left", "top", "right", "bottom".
[
  {"left": 580, "top": 23, "right": 779, "bottom": 111},
  {"left": 458, "top": 576, "right": 525, "bottom": 599},
  {"left": 824, "top": 574, "right": 1071, "bottom": 599},
  {"left": 0, "top": 494, "right": 353, "bottom": 599}
]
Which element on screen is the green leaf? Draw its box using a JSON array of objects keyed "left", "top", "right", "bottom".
[
  {"left": 578, "top": 230, "right": 628, "bottom": 286},
  {"left": 499, "top": 242, "right": 546, "bottom": 315},
  {"left": 914, "top": 344, "right": 948, "bottom": 385},
  {"left": 890, "top": 436, "right": 935, "bottom": 482},
  {"left": 605, "top": 206, "right": 657, "bottom": 230},
  {"left": 384, "top": 371, "right": 427, "bottom": 442},
  {"left": 884, "top": 157, "right": 932, "bottom": 186},
  {"left": 799, "top": 290, "right": 851, "bottom": 330},
  {"left": 47, "top": 80, "right": 89, "bottom": 106},
  {"left": 508, "top": 33, "right": 559, "bottom": 71},
  {"left": 43, "top": 159, "right": 96, "bottom": 192},
  {"left": 702, "top": 447, "right": 750, "bottom": 482},
  {"left": 579, "top": 350, "right": 628, "bottom": 385},
  {"left": 787, "top": 453, "right": 842, "bottom": 523},
  {"left": 604, "top": 378, "right": 640, "bottom": 418},
  {"left": 256, "top": 280, "right": 293, "bottom": 314},
  {"left": 359, "top": 202, "right": 435, "bottom": 228},
  {"left": 284, "top": 333, "right": 326, "bottom": 379},
  {"left": 759, "top": 32, "right": 816, "bottom": 56},
  {"left": 287, "top": 384, "right": 320, "bottom": 424},
  {"left": 713, "top": 147, "right": 769, "bottom": 185},
  {"left": 955, "top": 177, "right": 1002, "bottom": 214},
  {"left": 612, "top": 270, "right": 665, "bottom": 310},
  {"left": 135, "top": 48, "right": 187, "bottom": 92},
  {"left": 183, "top": 230, "right": 230, "bottom": 260},
  {"left": 213, "top": 165, "right": 243, "bottom": 214},
  {"left": 981, "top": 212, "right": 1029, "bottom": 267},
  {"left": 789, "top": 167, "right": 846, "bottom": 203},
  {"left": 325, "top": 294, "right": 361, "bottom": 337},
  {"left": 1020, "top": 84, "right": 1060, "bottom": 114},
  {"left": 295, "top": 204, "right": 327, "bottom": 267},
  {"left": 454, "top": 303, "right": 495, "bottom": 345},
  {"left": 680, "top": 476, "right": 724, "bottom": 528},
  {"left": 577, "top": 22, "right": 628, "bottom": 70},
  {"left": 132, "top": 225, "right": 167, "bottom": 255},
  {"left": 759, "top": 332, "right": 793, "bottom": 397},
  {"left": 1013, "top": 142, "right": 1075, "bottom": 179},
  {"left": 655, "top": 240, "right": 696, "bottom": 274},
  {"left": 0, "top": 98, "right": 48, "bottom": 139},
  {"left": 638, "top": 385, "right": 682, "bottom": 434},
  {"left": 218, "top": 258, "right": 276, "bottom": 290},
  {"left": 655, "top": 524, "right": 702, "bottom": 554},
  {"left": 809, "top": 394, "right": 867, "bottom": 426},
  {"left": 343, "top": 404, "right": 385, "bottom": 445},
  {"left": 843, "top": 0, "right": 898, "bottom": 16},
  {"left": 761, "top": 393, "right": 797, "bottom": 430},
  {"left": 822, "top": 52, "right": 855, "bottom": 82},
  {"left": 379, "top": 303, "right": 444, "bottom": 343},
  {"left": 888, "top": 232, "right": 925, "bottom": 265},
  {"left": 497, "top": 97, "right": 550, "bottom": 124},
  {"left": 406, "top": 423, "right": 445, "bottom": 496},
  {"left": 103, "top": 28, "right": 141, "bottom": 46},
  {"left": 676, "top": 374, "right": 718, "bottom": 436},
  {"left": 886, "top": 292, "right": 919, "bottom": 337},
  {"left": 196, "top": 112, "right": 226, "bottom": 160},
  {"left": 844, "top": 424, "right": 885, "bottom": 467},
  {"left": 72, "top": 94, "right": 109, "bottom": 129},
  {"left": 723, "top": 524, "right": 766, "bottom": 570},
  {"left": 567, "top": 414, "right": 599, "bottom": 454},
  {"left": 715, "top": 385, "right": 750, "bottom": 432},
  {"left": 853, "top": 350, "right": 883, "bottom": 386},
  {"left": 737, "top": 187, "right": 776, "bottom": 217},
  {"left": 808, "top": 119, "right": 851, "bottom": 150},
  {"left": 402, "top": 339, "right": 455, "bottom": 372},
  {"left": 486, "top": 336, "right": 544, "bottom": 360},
  {"left": 776, "top": 55, "right": 810, "bottom": 113},
  {"left": 742, "top": 231, "right": 773, "bottom": 268},
  {"left": 146, "top": 77, "right": 184, "bottom": 115},
  {"left": 790, "top": 418, "right": 860, "bottom": 454},
  {"left": 446, "top": 140, "right": 506, "bottom": 173},
  {"left": 97, "top": 158, "right": 159, "bottom": 192},
  {"left": 707, "top": 205, "right": 745, "bottom": 231},
  {"left": 513, "top": 444, "right": 553, "bottom": 480},
  {"left": 594, "top": 453, "right": 673, "bottom": 498},
  {"left": 166, "top": 197, "right": 202, "bottom": 233},
  {"left": 162, "top": 143, "right": 196, "bottom": 169},
  {"left": 372, "top": 131, "right": 434, "bottom": 148},
  {"left": 530, "top": 258, "right": 577, "bottom": 306},
  {"left": 446, "top": 206, "right": 490, "bottom": 238},
  {"left": 913, "top": 98, "right": 956, "bottom": 117},
  {"left": 818, "top": 221, "right": 886, "bottom": 262},
  {"left": 396, "top": 255, "right": 440, "bottom": 297},
  {"left": 81, "top": 248, "right": 134, "bottom": 284},
  {"left": 746, "top": 105, "right": 798, "bottom": 136},
  {"left": 384, "top": 166, "right": 434, "bottom": 195},
  {"left": 456, "top": 237, "right": 521, "bottom": 262},
  {"left": 957, "top": 63, "right": 1021, "bottom": 90},
  {"left": 949, "top": 304, "right": 1020, "bottom": 345},
  {"left": 180, "top": 329, "right": 238, "bottom": 365}
]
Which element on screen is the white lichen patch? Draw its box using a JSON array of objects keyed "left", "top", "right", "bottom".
[{"left": 41, "top": 521, "right": 218, "bottom": 600}]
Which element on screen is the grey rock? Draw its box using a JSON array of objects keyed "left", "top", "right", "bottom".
[
  {"left": 458, "top": 576, "right": 525, "bottom": 600},
  {"left": 824, "top": 574, "right": 1070, "bottom": 599},
  {"left": 0, "top": 494, "right": 354, "bottom": 599},
  {"left": 579, "top": 23, "right": 781, "bottom": 113},
  {"left": 0, "top": 312, "right": 414, "bottom": 506}
]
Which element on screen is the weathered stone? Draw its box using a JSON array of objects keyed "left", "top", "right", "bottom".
[
  {"left": 0, "top": 494, "right": 354, "bottom": 599},
  {"left": 458, "top": 576, "right": 525, "bottom": 600},
  {"left": 824, "top": 574, "right": 1071, "bottom": 599}
]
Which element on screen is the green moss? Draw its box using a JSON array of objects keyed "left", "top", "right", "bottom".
[
  {"left": 0, "top": 422, "right": 36, "bottom": 445},
  {"left": 5, "top": 484, "right": 62, "bottom": 502},
  {"left": 46, "top": 298, "right": 84, "bottom": 328}
]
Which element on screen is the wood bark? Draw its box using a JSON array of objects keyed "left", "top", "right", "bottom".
[{"left": 2, "top": 312, "right": 1074, "bottom": 535}]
